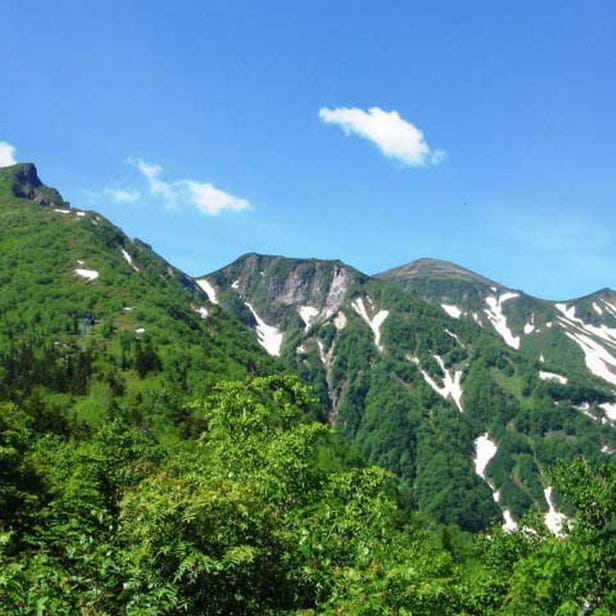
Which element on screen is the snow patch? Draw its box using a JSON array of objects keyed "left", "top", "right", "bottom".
[
  {"left": 135, "top": 328, "right": 146, "bottom": 334},
  {"left": 523, "top": 314, "right": 536, "bottom": 335},
  {"left": 602, "top": 301, "right": 616, "bottom": 317},
  {"left": 351, "top": 297, "right": 389, "bottom": 352},
  {"left": 474, "top": 434, "right": 497, "bottom": 481},
  {"left": 298, "top": 306, "right": 319, "bottom": 331},
  {"left": 231, "top": 279, "right": 240, "bottom": 289},
  {"left": 575, "top": 402, "right": 597, "bottom": 422},
  {"left": 539, "top": 371, "right": 568, "bottom": 385},
  {"left": 74, "top": 268, "right": 99, "bottom": 282},
  {"left": 75, "top": 211, "right": 86, "bottom": 217},
  {"left": 441, "top": 303, "right": 462, "bottom": 319},
  {"left": 484, "top": 292, "right": 520, "bottom": 349},
  {"left": 555, "top": 303, "right": 576, "bottom": 320},
  {"left": 557, "top": 310, "right": 616, "bottom": 348},
  {"left": 413, "top": 355, "right": 464, "bottom": 412},
  {"left": 54, "top": 208, "right": 71, "bottom": 214},
  {"left": 445, "top": 329, "right": 463, "bottom": 346},
  {"left": 544, "top": 487, "right": 567, "bottom": 536},
  {"left": 539, "top": 354, "right": 545, "bottom": 363},
  {"left": 334, "top": 311, "right": 347, "bottom": 330},
  {"left": 593, "top": 302, "right": 604, "bottom": 316},
  {"left": 245, "top": 302, "right": 283, "bottom": 356},
  {"left": 600, "top": 402, "right": 616, "bottom": 422},
  {"left": 193, "top": 306, "right": 208, "bottom": 319},
  {"left": 197, "top": 278, "right": 219, "bottom": 305},
  {"left": 502, "top": 510, "right": 518, "bottom": 532},
  {"left": 121, "top": 249, "right": 139, "bottom": 272},
  {"left": 435, "top": 356, "right": 464, "bottom": 412},
  {"left": 473, "top": 434, "right": 517, "bottom": 531},
  {"left": 564, "top": 330, "right": 616, "bottom": 386}
]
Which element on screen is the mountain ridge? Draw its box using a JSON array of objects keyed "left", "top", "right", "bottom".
[{"left": 198, "top": 249, "right": 616, "bottom": 531}]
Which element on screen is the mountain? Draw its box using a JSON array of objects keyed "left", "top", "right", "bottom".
[
  {"left": 199, "top": 253, "right": 616, "bottom": 531},
  {"left": 379, "top": 258, "right": 616, "bottom": 391},
  {"left": 3, "top": 162, "right": 616, "bottom": 532},
  {"left": 0, "top": 163, "right": 274, "bottom": 436},
  {"left": 4, "top": 164, "right": 616, "bottom": 613}
]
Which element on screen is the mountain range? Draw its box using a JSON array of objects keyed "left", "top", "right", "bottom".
[{"left": 2, "top": 162, "right": 615, "bottom": 534}]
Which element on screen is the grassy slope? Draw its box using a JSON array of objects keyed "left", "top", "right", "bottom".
[{"left": 0, "top": 164, "right": 274, "bottom": 435}]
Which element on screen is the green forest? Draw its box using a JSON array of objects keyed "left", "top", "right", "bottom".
[{"left": 3, "top": 375, "right": 616, "bottom": 614}]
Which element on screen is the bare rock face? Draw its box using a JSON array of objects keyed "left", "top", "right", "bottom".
[
  {"left": 9, "top": 163, "right": 69, "bottom": 208},
  {"left": 210, "top": 253, "right": 359, "bottom": 327}
]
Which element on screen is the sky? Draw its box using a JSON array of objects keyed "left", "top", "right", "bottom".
[{"left": 1, "top": 1, "right": 615, "bottom": 300}]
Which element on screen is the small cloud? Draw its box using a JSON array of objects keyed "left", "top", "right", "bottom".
[
  {"left": 318, "top": 106, "right": 445, "bottom": 167},
  {"left": 104, "top": 188, "right": 141, "bottom": 203},
  {"left": 127, "top": 158, "right": 249, "bottom": 215},
  {"left": 0, "top": 141, "right": 17, "bottom": 167},
  {"left": 186, "top": 181, "right": 249, "bottom": 215}
]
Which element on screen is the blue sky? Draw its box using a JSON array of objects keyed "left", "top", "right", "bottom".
[{"left": 1, "top": 1, "right": 615, "bottom": 299}]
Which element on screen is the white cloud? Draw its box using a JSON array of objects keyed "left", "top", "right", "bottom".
[
  {"left": 0, "top": 141, "right": 17, "bottom": 167},
  {"left": 104, "top": 188, "right": 141, "bottom": 203},
  {"left": 186, "top": 181, "right": 249, "bottom": 215},
  {"left": 127, "top": 158, "right": 249, "bottom": 215},
  {"left": 318, "top": 106, "right": 445, "bottom": 167}
]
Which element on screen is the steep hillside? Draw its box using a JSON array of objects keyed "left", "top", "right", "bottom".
[
  {"left": 0, "top": 164, "right": 273, "bottom": 436},
  {"left": 201, "top": 253, "right": 616, "bottom": 530},
  {"left": 379, "top": 258, "right": 616, "bottom": 391}
]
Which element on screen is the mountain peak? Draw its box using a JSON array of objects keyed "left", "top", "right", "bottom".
[
  {"left": 0, "top": 162, "right": 69, "bottom": 208},
  {"left": 378, "top": 257, "right": 501, "bottom": 288}
]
